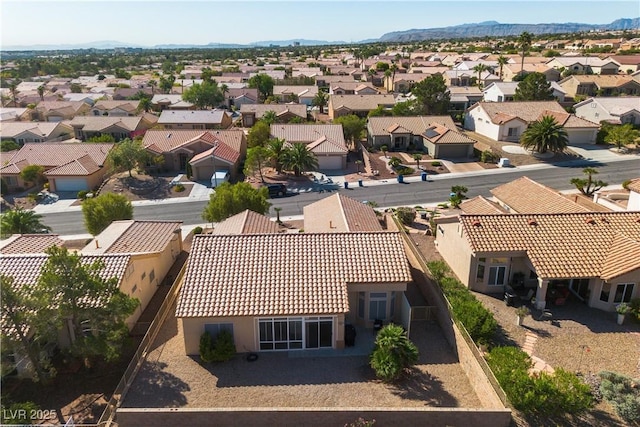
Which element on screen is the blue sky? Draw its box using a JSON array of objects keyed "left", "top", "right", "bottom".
[{"left": 1, "top": 1, "right": 637, "bottom": 47}]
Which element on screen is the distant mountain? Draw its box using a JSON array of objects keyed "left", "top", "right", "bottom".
[
  {"left": 249, "top": 39, "right": 347, "bottom": 47},
  {"left": 379, "top": 18, "right": 640, "bottom": 42},
  {"left": 2, "top": 40, "right": 144, "bottom": 51}
]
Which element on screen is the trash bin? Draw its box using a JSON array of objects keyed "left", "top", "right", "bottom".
[
  {"left": 344, "top": 181, "right": 349, "bottom": 189},
  {"left": 397, "top": 174, "right": 404, "bottom": 183},
  {"left": 358, "top": 180, "right": 363, "bottom": 187},
  {"left": 420, "top": 211, "right": 427, "bottom": 220},
  {"left": 504, "top": 288, "right": 517, "bottom": 306},
  {"left": 344, "top": 324, "right": 356, "bottom": 347},
  {"left": 421, "top": 172, "right": 427, "bottom": 181}
]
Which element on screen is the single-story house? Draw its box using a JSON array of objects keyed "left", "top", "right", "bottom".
[
  {"left": 0, "top": 220, "right": 182, "bottom": 378},
  {"left": 211, "top": 209, "right": 280, "bottom": 235},
  {"left": 157, "top": 109, "right": 232, "bottom": 130},
  {"left": 316, "top": 75, "right": 357, "bottom": 88},
  {"left": 608, "top": 55, "right": 640, "bottom": 74},
  {"left": 240, "top": 104, "right": 307, "bottom": 127},
  {"left": 545, "top": 57, "right": 620, "bottom": 75},
  {"left": 68, "top": 115, "right": 157, "bottom": 141},
  {"left": 303, "top": 194, "right": 383, "bottom": 233},
  {"left": 482, "top": 81, "right": 566, "bottom": 103},
  {"left": 0, "top": 122, "right": 73, "bottom": 144},
  {"left": 434, "top": 211, "right": 640, "bottom": 312},
  {"left": 0, "top": 107, "right": 31, "bottom": 122},
  {"left": 0, "top": 142, "right": 114, "bottom": 192},
  {"left": 384, "top": 73, "right": 437, "bottom": 93},
  {"left": 328, "top": 94, "right": 396, "bottom": 119},
  {"left": 269, "top": 124, "right": 348, "bottom": 170},
  {"left": 150, "top": 94, "right": 195, "bottom": 111},
  {"left": 91, "top": 100, "right": 140, "bottom": 117},
  {"left": 175, "top": 231, "right": 412, "bottom": 355},
  {"left": 463, "top": 101, "right": 599, "bottom": 145},
  {"left": 112, "top": 87, "right": 153, "bottom": 101},
  {"left": 224, "top": 88, "right": 258, "bottom": 109},
  {"left": 500, "top": 63, "right": 561, "bottom": 83},
  {"left": 574, "top": 97, "right": 640, "bottom": 125},
  {"left": 444, "top": 70, "right": 501, "bottom": 88},
  {"left": 367, "top": 116, "right": 475, "bottom": 158},
  {"left": 33, "top": 101, "right": 91, "bottom": 122},
  {"left": 557, "top": 75, "right": 640, "bottom": 98},
  {"left": 273, "top": 86, "right": 318, "bottom": 105},
  {"left": 143, "top": 129, "right": 246, "bottom": 181},
  {"left": 329, "top": 82, "right": 378, "bottom": 95},
  {"left": 447, "top": 86, "right": 484, "bottom": 113}
]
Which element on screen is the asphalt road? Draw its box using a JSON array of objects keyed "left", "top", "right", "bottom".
[{"left": 41, "top": 158, "right": 640, "bottom": 235}]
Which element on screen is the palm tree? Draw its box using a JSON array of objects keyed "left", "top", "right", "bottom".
[
  {"left": 262, "top": 110, "right": 278, "bottom": 126},
  {"left": 518, "top": 32, "right": 533, "bottom": 74},
  {"left": 389, "top": 63, "right": 398, "bottom": 91},
  {"left": 267, "top": 138, "right": 286, "bottom": 173},
  {"left": 497, "top": 55, "right": 509, "bottom": 80},
  {"left": 8, "top": 81, "right": 20, "bottom": 107},
  {"left": 37, "top": 85, "right": 45, "bottom": 102},
  {"left": 604, "top": 123, "right": 640, "bottom": 151},
  {"left": 312, "top": 91, "right": 328, "bottom": 114},
  {"left": 281, "top": 143, "right": 318, "bottom": 176},
  {"left": 472, "top": 63, "right": 488, "bottom": 88},
  {"left": 148, "top": 79, "right": 157, "bottom": 94},
  {"left": 520, "top": 115, "right": 568, "bottom": 154},
  {"left": 138, "top": 97, "right": 151, "bottom": 113},
  {"left": 1, "top": 208, "right": 51, "bottom": 236},
  {"left": 413, "top": 153, "right": 423, "bottom": 169},
  {"left": 570, "top": 167, "right": 607, "bottom": 196}
]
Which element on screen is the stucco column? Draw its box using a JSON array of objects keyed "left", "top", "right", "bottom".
[{"left": 535, "top": 278, "right": 548, "bottom": 310}]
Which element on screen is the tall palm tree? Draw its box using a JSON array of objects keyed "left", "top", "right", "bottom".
[
  {"left": 312, "top": 91, "right": 328, "bottom": 114},
  {"left": 518, "top": 32, "right": 533, "bottom": 74},
  {"left": 281, "top": 143, "right": 318, "bottom": 176},
  {"left": 37, "top": 85, "right": 45, "bottom": 102},
  {"left": 148, "top": 79, "right": 157, "bottom": 94},
  {"left": 267, "top": 138, "right": 286, "bottom": 173},
  {"left": 262, "top": 110, "right": 278, "bottom": 125},
  {"left": 8, "top": 81, "right": 19, "bottom": 107},
  {"left": 520, "top": 115, "right": 568, "bottom": 154},
  {"left": 1, "top": 208, "right": 51, "bottom": 236},
  {"left": 138, "top": 96, "right": 151, "bottom": 113},
  {"left": 497, "top": 55, "right": 509, "bottom": 80},
  {"left": 472, "top": 63, "right": 488, "bottom": 88}
]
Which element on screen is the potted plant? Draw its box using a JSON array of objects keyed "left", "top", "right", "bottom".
[
  {"left": 516, "top": 306, "right": 530, "bottom": 326},
  {"left": 616, "top": 303, "right": 631, "bottom": 325}
]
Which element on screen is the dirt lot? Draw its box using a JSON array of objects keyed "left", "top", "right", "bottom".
[{"left": 91, "top": 171, "right": 193, "bottom": 203}]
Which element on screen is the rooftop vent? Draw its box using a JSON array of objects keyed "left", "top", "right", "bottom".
[
  {"left": 585, "top": 217, "right": 596, "bottom": 225},
  {"left": 527, "top": 218, "right": 538, "bottom": 226},
  {"left": 472, "top": 220, "right": 482, "bottom": 227}
]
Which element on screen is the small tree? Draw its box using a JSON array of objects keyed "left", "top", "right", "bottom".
[
  {"left": 604, "top": 123, "right": 640, "bottom": 151},
  {"left": 570, "top": 167, "right": 607, "bottom": 196},
  {"left": 0, "top": 140, "right": 20, "bottom": 152},
  {"left": 247, "top": 120, "right": 271, "bottom": 148},
  {"left": 243, "top": 146, "right": 271, "bottom": 183},
  {"left": 380, "top": 145, "right": 388, "bottom": 158},
  {"left": 202, "top": 182, "right": 270, "bottom": 222},
  {"left": 449, "top": 185, "right": 468, "bottom": 208},
  {"left": 395, "top": 207, "right": 415, "bottom": 225},
  {"left": 267, "top": 138, "right": 286, "bottom": 173},
  {"left": 388, "top": 156, "right": 402, "bottom": 169},
  {"left": 370, "top": 324, "right": 419, "bottom": 382},
  {"left": 106, "top": 138, "right": 149, "bottom": 177},
  {"left": 334, "top": 114, "right": 366, "bottom": 149},
  {"left": 82, "top": 193, "right": 133, "bottom": 235},
  {"left": 312, "top": 91, "right": 328, "bottom": 114},
  {"left": 261, "top": 110, "right": 278, "bottom": 126},
  {"left": 87, "top": 133, "right": 116, "bottom": 143},
  {"left": 19, "top": 165, "right": 45, "bottom": 188},
  {"left": 513, "top": 72, "right": 554, "bottom": 101},
  {"left": 412, "top": 153, "right": 422, "bottom": 168}
]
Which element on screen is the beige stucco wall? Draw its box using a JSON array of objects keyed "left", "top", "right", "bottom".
[
  {"left": 590, "top": 269, "right": 640, "bottom": 312},
  {"left": 434, "top": 220, "right": 474, "bottom": 287}
]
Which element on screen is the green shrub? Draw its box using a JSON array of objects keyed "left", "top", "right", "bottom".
[
  {"left": 395, "top": 207, "right": 415, "bottom": 225},
  {"left": 370, "top": 324, "right": 418, "bottom": 382},
  {"left": 210, "top": 329, "right": 236, "bottom": 362},
  {"left": 199, "top": 331, "right": 215, "bottom": 362},
  {"left": 480, "top": 150, "right": 495, "bottom": 163},
  {"left": 27, "top": 192, "right": 40, "bottom": 203},
  {"left": 622, "top": 179, "right": 632, "bottom": 190},
  {"left": 599, "top": 371, "right": 640, "bottom": 423},
  {"left": 77, "top": 190, "right": 88, "bottom": 200},
  {"left": 431, "top": 161, "right": 442, "bottom": 167},
  {"left": 192, "top": 226, "right": 203, "bottom": 235},
  {"left": 173, "top": 183, "right": 185, "bottom": 192},
  {"left": 395, "top": 167, "right": 415, "bottom": 176}
]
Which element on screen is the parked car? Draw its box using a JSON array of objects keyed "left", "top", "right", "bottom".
[{"left": 266, "top": 183, "right": 287, "bottom": 198}]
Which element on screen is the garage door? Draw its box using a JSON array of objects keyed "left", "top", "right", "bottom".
[
  {"left": 54, "top": 178, "right": 89, "bottom": 192},
  {"left": 318, "top": 156, "right": 343, "bottom": 170},
  {"left": 436, "top": 144, "right": 471, "bottom": 159}
]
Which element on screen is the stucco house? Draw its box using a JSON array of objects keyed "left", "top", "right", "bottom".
[
  {"left": 464, "top": 101, "right": 599, "bottom": 145},
  {"left": 500, "top": 64, "right": 561, "bottom": 83},
  {"left": 273, "top": 85, "right": 318, "bottom": 105},
  {"left": 143, "top": 129, "right": 247, "bottom": 181},
  {"left": 91, "top": 100, "right": 141, "bottom": 117},
  {"left": 482, "top": 82, "right": 566, "bottom": 103},
  {"left": 557, "top": 75, "right": 640, "bottom": 99},
  {"left": 175, "top": 231, "right": 412, "bottom": 355},
  {"left": 574, "top": 97, "right": 640, "bottom": 125},
  {"left": 0, "top": 107, "right": 31, "bottom": 122},
  {"left": 68, "top": 115, "right": 157, "bottom": 141},
  {"left": 329, "top": 82, "right": 378, "bottom": 95},
  {"left": 0, "top": 142, "right": 114, "bottom": 192},
  {"left": 224, "top": 88, "right": 258, "bottom": 110},
  {"left": 367, "top": 116, "right": 475, "bottom": 158},
  {"left": 303, "top": 194, "right": 383, "bottom": 233},
  {"left": 240, "top": 104, "right": 307, "bottom": 127},
  {"left": 269, "top": 124, "right": 348, "bottom": 170},
  {"left": 328, "top": 94, "right": 395, "bottom": 119},
  {"left": 545, "top": 57, "right": 620, "bottom": 75},
  {"left": 150, "top": 94, "right": 195, "bottom": 111},
  {"left": 0, "top": 220, "right": 182, "bottom": 378},
  {"left": 434, "top": 211, "right": 640, "bottom": 313},
  {"left": 33, "top": 101, "right": 91, "bottom": 122},
  {"left": 157, "top": 109, "right": 232, "bottom": 130},
  {"left": 0, "top": 122, "right": 73, "bottom": 144}
]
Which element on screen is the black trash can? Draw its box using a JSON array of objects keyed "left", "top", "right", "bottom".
[
  {"left": 504, "top": 291, "right": 517, "bottom": 307},
  {"left": 344, "top": 324, "right": 356, "bottom": 347}
]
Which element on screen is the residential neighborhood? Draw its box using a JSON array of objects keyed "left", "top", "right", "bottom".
[{"left": 1, "top": 6, "right": 640, "bottom": 427}]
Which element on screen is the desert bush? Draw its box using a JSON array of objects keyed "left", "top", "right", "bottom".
[
  {"left": 210, "top": 330, "right": 236, "bottom": 362},
  {"left": 192, "top": 226, "right": 203, "bottom": 235},
  {"left": 395, "top": 207, "right": 415, "bottom": 225},
  {"left": 431, "top": 161, "right": 442, "bottom": 167},
  {"left": 480, "top": 150, "right": 495, "bottom": 163},
  {"left": 622, "top": 179, "right": 632, "bottom": 190},
  {"left": 395, "top": 166, "right": 415, "bottom": 176},
  {"left": 370, "top": 324, "right": 418, "bottom": 382},
  {"left": 77, "top": 190, "right": 88, "bottom": 200},
  {"left": 173, "top": 183, "right": 185, "bottom": 192},
  {"left": 599, "top": 370, "right": 640, "bottom": 423},
  {"left": 199, "top": 331, "right": 215, "bottom": 362}
]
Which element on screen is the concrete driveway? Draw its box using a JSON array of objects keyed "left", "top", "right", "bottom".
[{"left": 439, "top": 160, "right": 485, "bottom": 173}]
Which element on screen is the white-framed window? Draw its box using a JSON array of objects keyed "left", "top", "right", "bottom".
[
  {"left": 614, "top": 283, "right": 635, "bottom": 304},
  {"left": 507, "top": 127, "right": 519, "bottom": 137},
  {"left": 258, "top": 317, "right": 331, "bottom": 351},
  {"left": 369, "top": 292, "right": 388, "bottom": 321},
  {"left": 488, "top": 258, "right": 508, "bottom": 286}
]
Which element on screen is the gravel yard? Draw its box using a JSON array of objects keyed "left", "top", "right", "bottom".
[{"left": 123, "top": 305, "right": 482, "bottom": 409}]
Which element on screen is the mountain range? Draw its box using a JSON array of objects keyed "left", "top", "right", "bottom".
[{"left": 2, "top": 18, "right": 638, "bottom": 51}]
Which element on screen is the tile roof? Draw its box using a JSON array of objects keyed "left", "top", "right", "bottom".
[
  {"left": 93, "top": 100, "right": 140, "bottom": 113},
  {"left": 35, "top": 101, "right": 87, "bottom": 114},
  {"left": 68, "top": 116, "right": 147, "bottom": 132},
  {"left": 157, "top": 109, "right": 230, "bottom": 125},
  {"left": 423, "top": 123, "right": 476, "bottom": 145},
  {"left": 176, "top": 232, "right": 411, "bottom": 318},
  {"left": 627, "top": 178, "right": 640, "bottom": 194},
  {"left": 270, "top": 124, "right": 345, "bottom": 145},
  {"left": 0, "top": 122, "right": 68, "bottom": 139},
  {"left": 151, "top": 94, "right": 194, "bottom": 107},
  {"left": 81, "top": 220, "right": 182, "bottom": 255},
  {"left": 303, "top": 194, "right": 383, "bottom": 233},
  {"left": 600, "top": 234, "right": 640, "bottom": 280},
  {"left": 307, "top": 135, "right": 349, "bottom": 154},
  {"left": 491, "top": 177, "right": 589, "bottom": 214},
  {"left": 273, "top": 85, "right": 318, "bottom": 97},
  {"left": 187, "top": 132, "right": 242, "bottom": 164},
  {"left": 368, "top": 116, "right": 457, "bottom": 136},
  {"left": 563, "top": 75, "right": 637, "bottom": 88},
  {"left": 574, "top": 97, "right": 640, "bottom": 116},
  {"left": 455, "top": 212, "right": 640, "bottom": 279},
  {"left": 1, "top": 143, "right": 113, "bottom": 171},
  {"left": 329, "top": 94, "right": 395, "bottom": 111},
  {"left": 239, "top": 104, "right": 307, "bottom": 118},
  {"left": 460, "top": 196, "right": 507, "bottom": 215},
  {"left": 0, "top": 234, "right": 64, "bottom": 254},
  {"left": 142, "top": 129, "right": 245, "bottom": 156},
  {"left": 475, "top": 101, "right": 599, "bottom": 128},
  {"left": 44, "top": 154, "right": 101, "bottom": 176},
  {"left": 211, "top": 210, "right": 280, "bottom": 235}
]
